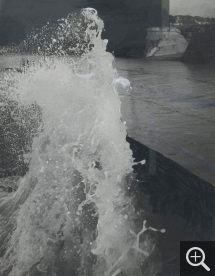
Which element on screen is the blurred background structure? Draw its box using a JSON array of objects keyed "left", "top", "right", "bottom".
[{"left": 0, "top": 0, "right": 170, "bottom": 57}]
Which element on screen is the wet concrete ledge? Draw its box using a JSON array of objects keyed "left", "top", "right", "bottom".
[{"left": 127, "top": 136, "right": 215, "bottom": 241}]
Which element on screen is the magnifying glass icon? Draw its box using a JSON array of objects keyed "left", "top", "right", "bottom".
[{"left": 186, "top": 247, "right": 210, "bottom": 271}]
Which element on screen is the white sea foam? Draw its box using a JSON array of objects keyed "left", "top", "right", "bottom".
[{"left": 0, "top": 9, "right": 164, "bottom": 276}]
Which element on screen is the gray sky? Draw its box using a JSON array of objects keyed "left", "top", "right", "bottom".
[{"left": 170, "top": 0, "right": 215, "bottom": 17}]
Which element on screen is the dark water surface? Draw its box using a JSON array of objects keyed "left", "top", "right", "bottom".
[
  {"left": 114, "top": 59, "right": 215, "bottom": 275},
  {"left": 115, "top": 58, "right": 215, "bottom": 186}
]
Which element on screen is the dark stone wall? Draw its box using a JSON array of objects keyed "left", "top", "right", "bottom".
[
  {"left": 182, "top": 25, "right": 215, "bottom": 63},
  {"left": 87, "top": 0, "right": 150, "bottom": 57},
  {"left": 146, "top": 0, "right": 170, "bottom": 28},
  {"left": 162, "top": 0, "right": 170, "bottom": 27},
  {"left": 147, "top": 0, "right": 162, "bottom": 27},
  {"left": 0, "top": 0, "right": 169, "bottom": 57}
]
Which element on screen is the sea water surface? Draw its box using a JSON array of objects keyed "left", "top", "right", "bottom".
[{"left": 115, "top": 58, "right": 215, "bottom": 185}]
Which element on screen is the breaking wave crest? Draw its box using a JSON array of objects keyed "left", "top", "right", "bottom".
[{"left": 0, "top": 9, "right": 164, "bottom": 276}]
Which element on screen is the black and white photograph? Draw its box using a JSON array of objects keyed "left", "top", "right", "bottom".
[{"left": 0, "top": 0, "right": 215, "bottom": 275}]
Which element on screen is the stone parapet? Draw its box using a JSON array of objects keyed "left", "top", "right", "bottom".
[{"left": 146, "top": 27, "right": 188, "bottom": 57}]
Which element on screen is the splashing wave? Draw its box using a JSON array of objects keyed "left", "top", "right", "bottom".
[{"left": 0, "top": 8, "right": 164, "bottom": 276}]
